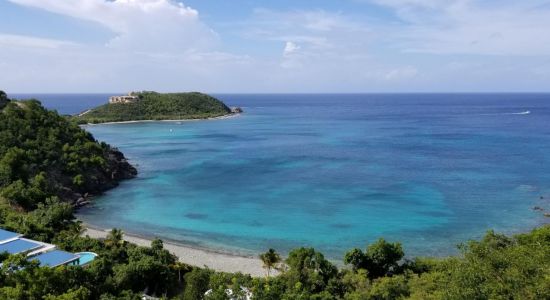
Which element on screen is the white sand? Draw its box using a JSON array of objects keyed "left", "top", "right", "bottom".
[
  {"left": 82, "top": 227, "right": 265, "bottom": 277},
  {"left": 82, "top": 113, "right": 240, "bottom": 125}
]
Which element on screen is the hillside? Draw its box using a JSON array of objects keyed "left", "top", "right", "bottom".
[
  {"left": 75, "top": 91, "right": 232, "bottom": 124},
  {"left": 0, "top": 91, "right": 8, "bottom": 109},
  {"left": 0, "top": 92, "right": 137, "bottom": 210}
]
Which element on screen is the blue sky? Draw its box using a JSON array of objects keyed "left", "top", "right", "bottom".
[{"left": 1, "top": 0, "right": 549, "bottom": 93}]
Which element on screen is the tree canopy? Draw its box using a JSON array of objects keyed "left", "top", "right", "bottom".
[{"left": 0, "top": 93, "right": 136, "bottom": 210}]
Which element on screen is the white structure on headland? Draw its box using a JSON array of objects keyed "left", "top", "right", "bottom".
[{"left": 109, "top": 92, "right": 139, "bottom": 104}]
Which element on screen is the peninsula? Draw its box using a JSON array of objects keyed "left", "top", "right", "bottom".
[
  {"left": 75, "top": 91, "right": 239, "bottom": 124},
  {"left": 0, "top": 91, "right": 137, "bottom": 209}
]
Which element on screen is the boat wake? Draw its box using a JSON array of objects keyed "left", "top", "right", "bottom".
[
  {"left": 480, "top": 110, "right": 531, "bottom": 116},
  {"left": 507, "top": 110, "right": 531, "bottom": 115}
]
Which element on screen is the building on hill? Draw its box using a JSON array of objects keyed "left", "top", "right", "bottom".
[
  {"left": 0, "top": 228, "right": 97, "bottom": 267},
  {"left": 109, "top": 92, "right": 139, "bottom": 104}
]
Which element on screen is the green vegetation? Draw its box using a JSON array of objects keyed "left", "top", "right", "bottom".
[
  {"left": 75, "top": 91, "right": 231, "bottom": 124},
  {"left": 344, "top": 238, "right": 404, "bottom": 278},
  {"left": 2, "top": 205, "right": 549, "bottom": 300},
  {"left": 259, "top": 248, "right": 282, "bottom": 278},
  {"left": 0, "top": 91, "right": 8, "bottom": 109},
  {"left": 0, "top": 94, "right": 136, "bottom": 210},
  {"left": 1, "top": 91, "right": 549, "bottom": 299}
]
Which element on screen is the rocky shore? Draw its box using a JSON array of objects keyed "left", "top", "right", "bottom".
[{"left": 70, "top": 148, "right": 137, "bottom": 207}]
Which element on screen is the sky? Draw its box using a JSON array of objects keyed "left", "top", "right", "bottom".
[{"left": 1, "top": 0, "right": 549, "bottom": 93}]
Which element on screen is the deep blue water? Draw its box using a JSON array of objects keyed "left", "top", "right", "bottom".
[{"left": 13, "top": 93, "right": 550, "bottom": 258}]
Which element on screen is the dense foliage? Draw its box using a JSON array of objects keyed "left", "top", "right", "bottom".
[
  {"left": 1, "top": 92, "right": 548, "bottom": 299},
  {"left": 0, "top": 93, "right": 136, "bottom": 210},
  {"left": 2, "top": 202, "right": 548, "bottom": 300},
  {"left": 76, "top": 92, "right": 231, "bottom": 124},
  {"left": 0, "top": 91, "right": 8, "bottom": 109}
]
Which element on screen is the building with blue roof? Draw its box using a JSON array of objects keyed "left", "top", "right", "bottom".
[
  {"left": 0, "top": 238, "right": 44, "bottom": 255},
  {"left": 0, "top": 228, "right": 20, "bottom": 244},
  {"left": 30, "top": 250, "right": 80, "bottom": 267},
  {"left": 0, "top": 227, "right": 97, "bottom": 268}
]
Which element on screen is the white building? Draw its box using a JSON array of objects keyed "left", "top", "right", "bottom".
[{"left": 109, "top": 92, "right": 139, "bottom": 104}]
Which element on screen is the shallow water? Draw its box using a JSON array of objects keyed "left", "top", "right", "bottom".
[{"left": 62, "top": 94, "right": 550, "bottom": 258}]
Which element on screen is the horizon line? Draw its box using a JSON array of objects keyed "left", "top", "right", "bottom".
[{"left": 8, "top": 91, "right": 550, "bottom": 95}]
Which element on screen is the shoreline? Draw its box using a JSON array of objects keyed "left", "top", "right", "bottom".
[
  {"left": 79, "top": 110, "right": 265, "bottom": 276},
  {"left": 82, "top": 225, "right": 266, "bottom": 277},
  {"left": 82, "top": 112, "right": 240, "bottom": 126}
]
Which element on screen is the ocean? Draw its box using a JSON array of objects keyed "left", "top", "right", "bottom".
[{"left": 12, "top": 93, "right": 550, "bottom": 258}]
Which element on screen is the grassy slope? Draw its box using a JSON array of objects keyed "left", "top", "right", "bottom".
[{"left": 76, "top": 92, "right": 231, "bottom": 124}]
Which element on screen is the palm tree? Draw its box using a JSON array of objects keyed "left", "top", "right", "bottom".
[
  {"left": 105, "top": 228, "right": 124, "bottom": 247},
  {"left": 259, "top": 248, "right": 281, "bottom": 279},
  {"left": 170, "top": 261, "right": 192, "bottom": 283}
]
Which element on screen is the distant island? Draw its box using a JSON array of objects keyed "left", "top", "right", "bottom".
[{"left": 75, "top": 91, "right": 242, "bottom": 124}]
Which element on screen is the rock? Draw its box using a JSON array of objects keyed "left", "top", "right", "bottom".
[
  {"left": 230, "top": 107, "right": 243, "bottom": 113},
  {"left": 74, "top": 197, "right": 92, "bottom": 208},
  {"left": 75, "top": 200, "right": 91, "bottom": 208},
  {"left": 533, "top": 206, "right": 544, "bottom": 211}
]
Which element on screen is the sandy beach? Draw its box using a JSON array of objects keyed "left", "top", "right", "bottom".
[
  {"left": 82, "top": 112, "right": 240, "bottom": 126},
  {"left": 82, "top": 227, "right": 265, "bottom": 277}
]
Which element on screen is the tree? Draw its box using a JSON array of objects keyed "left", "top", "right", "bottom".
[
  {"left": 0, "top": 90, "right": 7, "bottom": 101},
  {"left": 344, "top": 238, "right": 404, "bottom": 278},
  {"left": 284, "top": 247, "right": 338, "bottom": 294},
  {"left": 105, "top": 228, "right": 125, "bottom": 248},
  {"left": 365, "top": 238, "right": 404, "bottom": 278},
  {"left": 43, "top": 287, "right": 91, "bottom": 300},
  {"left": 344, "top": 248, "right": 366, "bottom": 272},
  {"left": 368, "top": 275, "right": 409, "bottom": 300},
  {"left": 0, "top": 90, "right": 8, "bottom": 109},
  {"left": 171, "top": 261, "right": 193, "bottom": 283},
  {"left": 259, "top": 248, "right": 282, "bottom": 279},
  {"left": 183, "top": 268, "right": 210, "bottom": 300}
]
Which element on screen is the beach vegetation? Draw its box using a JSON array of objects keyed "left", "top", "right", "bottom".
[
  {"left": 344, "top": 238, "right": 404, "bottom": 278},
  {"left": 259, "top": 248, "right": 282, "bottom": 278}
]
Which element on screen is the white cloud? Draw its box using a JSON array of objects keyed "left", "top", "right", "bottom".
[
  {"left": 384, "top": 66, "right": 418, "bottom": 80},
  {"left": 2, "top": 0, "right": 550, "bottom": 92},
  {"left": 370, "top": 0, "right": 550, "bottom": 56},
  {"left": 281, "top": 41, "right": 302, "bottom": 69},
  {"left": 283, "top": 41, "right": 300, "bottom": 57},
  {"left": 245, "top": 9, "right": 370, "bottom": 48},
  {"left": 243, "top": 9, "right": 373, "bottom": 65},
  {"left": 6, "top": 0, "right": 217, "bottom": 52},
  {"left": 0, "top": 1, "right": 253, "bottom": 93},
  {"left": 0, "top": 34, "right": 78, "bottom": 49}
]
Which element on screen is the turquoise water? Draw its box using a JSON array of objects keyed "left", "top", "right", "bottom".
[
  {"left": 76, "top": 94, "right": 550, "bottom": 258},
  {"left": 76, "top": 252, "right": 98, "bottom": 266}
]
